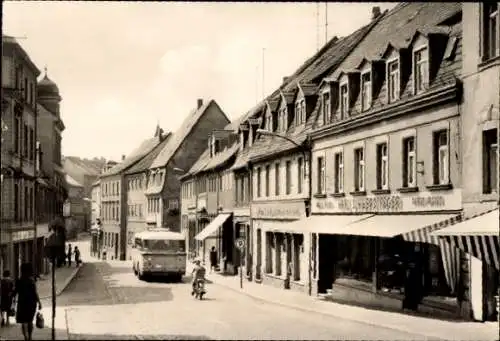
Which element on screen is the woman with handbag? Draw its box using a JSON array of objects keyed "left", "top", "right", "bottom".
[
  {"left": 12, "top": 263, "right": 42, "bottom": 341},
  {"left": 0, "top": 270, "right": 15, "bottom": 327}
]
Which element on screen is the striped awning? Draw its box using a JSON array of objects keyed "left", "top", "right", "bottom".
[{"left": 431, "top": 209, "right": 499, "bottom": 270}]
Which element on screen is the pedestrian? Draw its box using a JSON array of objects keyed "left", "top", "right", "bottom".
[
  {"left": 67, "top": 244, "right": 72, "bottom": 267},
  {"left": 0, "top": 270, "right": 15, "bottom": 327},
  {"left": 209, "top": 246, "right": 217, "bottom": 273},
  {"left": 12, "top": 263, "right": 42, "bottom": 341},
  {"left": 74, "top": 246, "right": 81, "bottom": 266},
  {"left": 402, "top": 261, "right": 423, "bottom": 312}
]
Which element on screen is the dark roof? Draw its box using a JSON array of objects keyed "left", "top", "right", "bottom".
[
  {"left": 103, "top": 136, "right": 163, "bottom": 176},
  {"left": 125, "top": 133, "right": 172, "bottom": 175},
  {"left": 298, "top": 83, "right": 318, "bottom": 97},
  {"left": 150, "top": 99, "right": 229, "bottom": 169},
  {"left": 329, "top": 2, "right": 462, "bottom": 80},
  {"left": 202, "top": 143, "right": 239, "bottom": 173}
]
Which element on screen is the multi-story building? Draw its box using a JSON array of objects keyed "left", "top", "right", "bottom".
[
  {"left": 1, "top": 35, "right": 42, "bottom": 277},
  {"left": 100, "top": 129, "right": 166, "bottom": 261},
  {"left": 431, "top": 3, "right": 499, "bottom": 322},
  {"left": 181, "top": 126, "right": 239, "bottom": 272},
  {"left": 301, "top": 3, "right": 465, "bottom": 318},
  {"left": 146, "top": 99, "right": 230, "bottom": 243},
  {"left": 35, "top": 69, "right": 67, "bottom": 273},
  {"left": 90, "top": 179, "right": 101, "bottom": 256},
  {"left": 65, "top": 174, "right": 86, "bottom": 240},
  {"left": 123, "top": 127, "right": 171, "bottom": 260}
]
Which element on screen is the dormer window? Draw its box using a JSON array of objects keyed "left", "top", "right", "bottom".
[
  {"left": 361, "top": 72, "right": 371, "bottom": 111},
  {"left": 265, "top": 114, "right": 272, "bottom": 131},
  {"left": 279, "top": 108, "right": 288, "bottom": 132},
  {"left": 482, "top": 3, "right": 499, "bottom": 61},
  {"left": 322, "top": 92, "right": 330, "bottom": 123},
  {"left": 340, "top": 84, "right": 349, "bottom": 118},
  {"left": 387, "top": 60, "right": 400, "bottom": 103},
  {"left": 294, "top": 99, "right": 306, "bottom": 125},
  {"left": 414, "top": 47, "right": 428, "bottom": 94}
]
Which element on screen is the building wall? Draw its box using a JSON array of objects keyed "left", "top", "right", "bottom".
[
  {"left": 312, "top": 104, "right": 462, "bottom": 211},
  {"left": 461, "top": 2, "right": 500, "bottom": 216},
  {"left": 100, "top": 174, "right": 121, "bottom": 258},
  {"left": 125, "top": 172, "right": 148, "bottom": 255},
  {"left": 91, "top": 184, "right": 100, "bottom": 223},
  {"left": 218, "top": 169, "right": 234, "bottom": 211}
]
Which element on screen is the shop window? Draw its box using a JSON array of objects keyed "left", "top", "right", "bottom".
[
  {"left": 402, "top": 137, "right": 416, "bottom": 188},
  {"left": 354, "top": 148, "right": 365, "bottom": 192},
  {"left": 335, "top": 236, "right": 373, "bottom": 282},
  {"left": 275, "top": 233, "right": 283, "bottom": 276},
  {"left": 376, "top": 143, "right": 389, "bottom": 190},
  {"left": 265, "top": 232, "right": 273, "bottom": 274},
  {"left": 433, "top": 130, "right": 449, "bottom": 185},
  {"left": 483, "top": 128, "right": 498, "bottom": 194}
]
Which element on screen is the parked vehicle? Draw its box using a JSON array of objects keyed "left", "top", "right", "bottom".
[{"left": 131, "top": 229, "right": 186, "bottom": 282}]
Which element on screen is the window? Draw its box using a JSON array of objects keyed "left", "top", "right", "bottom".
[
  {"left": 354, "top": 148, "right": 365, "bottom": 192},
  {"left": 257, "top": 167, "right": 261, "bottom": 197},
  {"left": 317, "top": 157, "right": 325, "bottom": 194},
  {"left": 361, "top": 73, "right": 371, "bottom": 111},
  {"left": 482, "top": 3, "right": 499, "bottom": 60},
  {"left": 14, "top": 117, "right": 20, "bottom": 154},
  {"left": 295, "top": 102, "right": 301, "bottom": 126},
  {"left": 376, "top": 143, "right": 389, "bottom": 190},
  {"left": 266, "top": 114, "right": 272, "bottom": 131},
  {"left": 281, "top": 108, "right": 288, "bottom": 132},
  {"left": 414, "top": 47, "right": 428, "bottom": 94},
  {"left": 433, "top": 130, "right": 449, "bottom": 185},
  {"left": 275, "top": 163, "right": 281, "bottom": 196},
  {"left": 402, "top": 137, "right": 416, "bottom": 188},
  {"left": 285, "top": 161, "right": 292, "bottom": 195},
  {"left": 265, "top": 165, "right": 270, "bottom": 197},
  {"left": 334, "top": 152, "right": 344, "bottom": 193},
  {"left": 483, "top": 129, "right": 498, "bottom": 194},
  {"left": 322, "top": 92, "right": 330, "bottom": 123},
  {"left": 340, "top": 84, "right": 349, "bottom": 118},
  {"left": 24, "top": 186, "right": 29, "bottom": 221},
  {"left": 297, "top": 157, "right": 303, "bottom": 194},
  {"left": 23, "top": 124, "right": 28, "bottom": 158},
  {"left": 388, "top": 60, "right": 400, "bottom": 102},
  {"left": 29, "top": 128, "right": 34, "bottom": 160}
]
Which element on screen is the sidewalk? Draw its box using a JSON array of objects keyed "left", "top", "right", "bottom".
[
  {"left": 37, "top": 264, "right": 81, "bottom": 299},
  {"left": 207, "top": 272, "right": 499, "bottom": 341}
]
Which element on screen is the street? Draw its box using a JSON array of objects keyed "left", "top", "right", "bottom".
[{"left": 33, "top": 243, "right": 437, "bottom": 340}]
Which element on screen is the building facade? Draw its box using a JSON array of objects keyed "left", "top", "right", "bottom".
[
  {"left": 307, "top": 2, "right": 465, "bottom": 318},
  {"left": 148, "top": 98, "right": 230, "bottom": 244},
  {"left": 1, "top": 35, "right": 42, "bottom": 278}
]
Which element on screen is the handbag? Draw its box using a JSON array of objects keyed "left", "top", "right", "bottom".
[
  {"left": 35, "top": 311, "right": 44, "bottom": 329},
  {"left": 9, "top": 298, "right": 16, "bottom": 317}
]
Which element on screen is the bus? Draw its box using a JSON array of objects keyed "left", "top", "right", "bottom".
[{"left": 131, "top": 229, "right": 186, "bottom": 282}]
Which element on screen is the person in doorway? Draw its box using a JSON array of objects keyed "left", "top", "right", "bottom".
[
  {"left": 74, "top": 246, "right": 81, "bottom": 266},
  {"left": 1, "top": 270, "right": 15, "bottom": 327},
  {"left": 12, "top": 263, "right": 42, "bottom": 341},
  {"left": 209, "top": 247, "right": 217, "bottom": 273},
  {"left": 402, "top": 261, "right": 423, "bottom": 312},
  {"left": 67, "top": 244, "right": 72, "bottom": 267}
]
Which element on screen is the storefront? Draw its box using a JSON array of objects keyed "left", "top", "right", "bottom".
[
  {"left": 251, "top": 200, "right": 310, "bottom": 294},
  {"left": 432, "top": 208, "right": 499, "bottom": 322},
  {"left": 233, "top": 207, "right": 252, "bottom": 279},
  {"left": 306, "top": 190, "right": 464, "bottom": 318},
  {"left": 11, "top": 229, "right": 35, "bottom": 278}
]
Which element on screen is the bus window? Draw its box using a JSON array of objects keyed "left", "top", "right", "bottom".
[{"left": 143, "top": 239, "right": 185, "bottom": 252}]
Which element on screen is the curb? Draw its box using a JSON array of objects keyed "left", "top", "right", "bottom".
[
  {"left": 208, "top": 276, "right": 448, "bottom": 340},
  {"left": 40, "top": 265, "right": 82, "bottom": 300}
]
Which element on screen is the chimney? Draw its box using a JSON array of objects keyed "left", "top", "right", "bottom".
[
  {"left": 121, "top": 155, "right": 125, "bottom": 161},
  {"left": 197, "top": 98, "right": 203, "bottom": 109},
  {"left": 372, "top": 6, "right": 381, "bottom": 20}
]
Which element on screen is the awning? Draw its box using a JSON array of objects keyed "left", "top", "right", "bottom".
[
  {"left": 36, "top": 178, "right": 49, "bottom": 186},
  {"left": 431, "top": 209, "right": 499, "bottom": 270},
  {"left": 265, "top": 214, "right": 373, "bottom": 234},
  {"left": 195, "top": 213, "right": 231, "bottom": 241}
]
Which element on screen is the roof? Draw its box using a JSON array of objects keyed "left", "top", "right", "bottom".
[
  {"left": 150, "top": 99, "right": 229, "bottom": 169},
  {"left": 134, "top": 229, "right": 185, "bottom": 241},
  {"left": 103, "top": 136, "right": 164, "bottom": 176},
  {"left": 2, "top": 35, "right": 40, "bottom": 76},
  {"left": 65, "top": 174, "right": 83, "bottom": 187},
  {"left": 328, "top": 2, "right": 462, "bottom": 80},
  {"left": 125, "top": 133, "right": 172, "bottom": 175}
]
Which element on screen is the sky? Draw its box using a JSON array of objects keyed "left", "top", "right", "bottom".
[{"left": 4, "top": 1, "right": 396, "bottom": 162}]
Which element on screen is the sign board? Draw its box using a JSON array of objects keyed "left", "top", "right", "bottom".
[
  {"left": 12, "top": 230, "right": 35, "bottom": 242},
  {"left": 235, "top": 238, "right": 245, "bottom": 250},
  {"left": 313, "top": 189, "right": 462, "bottom": 214},
  {"left": 251, "top": 201, "right": 306, "bottom": 220}
]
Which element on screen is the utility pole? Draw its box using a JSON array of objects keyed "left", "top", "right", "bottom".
[{"left": 325, "top": 2, "right": 328, "bottom": 44}]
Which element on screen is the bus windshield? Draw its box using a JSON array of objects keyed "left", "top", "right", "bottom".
[{"left": 142, "top": 239, "right": 185, "bottom": 252}]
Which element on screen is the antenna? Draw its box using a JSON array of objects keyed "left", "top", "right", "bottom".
[
  {"left": 316, "top": 3, "right": 320, "bottom": 51},
  {"left": 325, "top": 2, "right": 328, "bottom": 44},
  {"left": 262, "top": 48, "right": 266, "bottom": 100}
]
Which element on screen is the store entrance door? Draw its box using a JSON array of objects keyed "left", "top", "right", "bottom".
[{"left": 318, "top": 234, "right": 336, "bottom": 294}]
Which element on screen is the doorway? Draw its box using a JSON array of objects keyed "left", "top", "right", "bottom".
[
  {"left": 114, "top": 233, "right": 119, "bottom": 260},
  {"left": 318, "top": 234, "right": 336, "bottom": 294},
  {"left": 256, "top": 228, "right": 262, "bottom": 280}
]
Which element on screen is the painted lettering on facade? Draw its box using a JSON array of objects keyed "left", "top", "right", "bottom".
[
  {"left": 251, "top": 202, "right": 305, "bottom": 219},
  {"left": 313, "top": 190, "right": 461, "bottom": 214}
]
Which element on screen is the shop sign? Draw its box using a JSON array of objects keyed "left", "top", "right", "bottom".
[
  {"left": 313, "top": 189, "right": 461, "bottom": 214},
  {"left": 251, "top": 201, "right": 305, "bottom": 220},
  {"left": 12, "top": 230, "right": 35, "bottom": 242}
]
